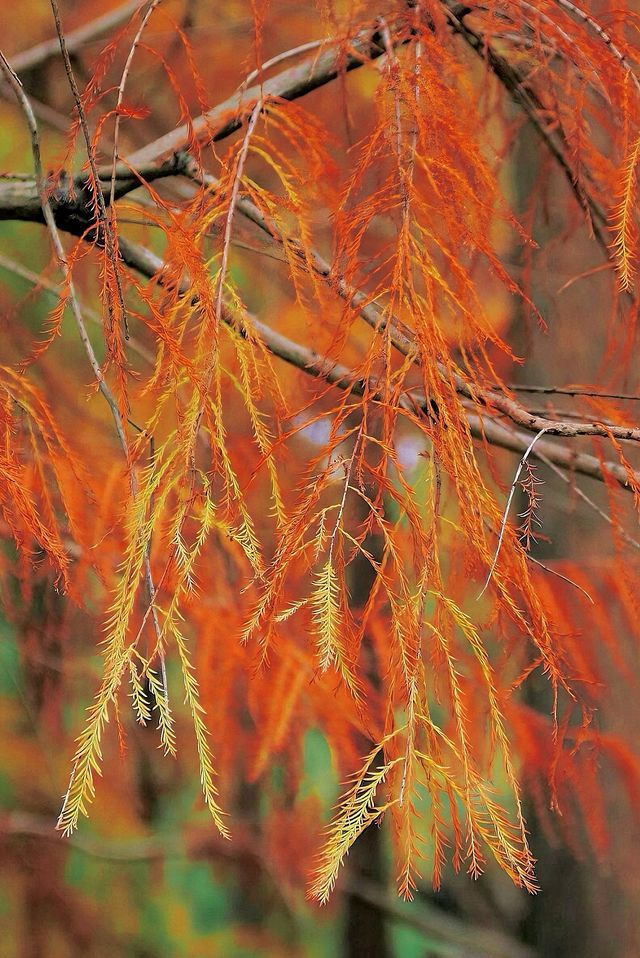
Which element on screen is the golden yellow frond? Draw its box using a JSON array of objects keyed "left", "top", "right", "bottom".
[
  {"left": 171, "top": 623, "right": 230, "bottom": 839},
  {"left": 309, "top": 745, "right": 402, "bottom": 904},
  {"left": 57, "top": 648, "right": 133, "bottom": 836},
  {"left": 128, "top": 659, "right": 152, "bottom": 726},
  {"left": 611, "top": 130, "right": 640, "bottom": 291},
  {"left": 145, "top": 667, "right": 177, "bottom": 757},
  {"left": 312, "top": 558, "right": 343, "bottom": 673}
]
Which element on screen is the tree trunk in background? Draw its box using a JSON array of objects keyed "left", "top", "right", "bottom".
[
  {"left": 510, "top": 121, "right": 625, "bottom": 958},
  {"left": 344, "top": 825, "right": 390, "bottom": 958},
  {"left": 343, "top": 427, "right": 390, "bottom": 958}
]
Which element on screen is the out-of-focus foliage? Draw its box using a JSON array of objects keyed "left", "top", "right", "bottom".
[{"left": 1, "top": 1, "right": 640, "bottom": 955}]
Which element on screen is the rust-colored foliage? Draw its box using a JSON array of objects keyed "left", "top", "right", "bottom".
[{"left": 1, "top": 0, "right": 640, "bottom": 912}]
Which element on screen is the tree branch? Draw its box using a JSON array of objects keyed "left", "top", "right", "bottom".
[
  {"left": 441, "top": 0, "right": 613, "bottom": 261},
  {"left": 0, "top": 15, "right": 402, "bottom": 225},
  {"left": 124, "top": 18, "right": 402, "bottom": 168},
  {"left": 7, "top": 0, "right": 144, "bottom": 75},
  {"left": 0, "top": 151, "right": 194, "bottom": 231},
  {"left": 345, "top": 878, "right": 537, "bottom": 958},
  {"left": 115, "top": 235, "right": 638, "bottom": 491},
  {"left": 197, "top": 178, "right": 640, "bottom": 457},
  {"left": 2, "top": 811, "right": 536, "bottom": 958}
]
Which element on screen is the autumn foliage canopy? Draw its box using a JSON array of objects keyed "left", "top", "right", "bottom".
[{"left": 2, "top": 0, "right": 640, "bottom": 907}]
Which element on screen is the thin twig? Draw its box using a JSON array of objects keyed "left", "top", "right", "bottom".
[
  {"left": 527, "top": 554, "right": 595, "bottom": 604},
  {"left": 50, "top": 0, "right": 130, "bottom": 338},
  {"left": 478, "top": 428, "right": 551, "bottom": 599},
  {"left": 238, "top": 39, "right": 328, "bottom": 91},
  {"left": 552, "top": 0, "right": 640, "bottom": 95},
  {"left": 503, "top": 384, "right": 640, "bottom": 401},
  {"left": 214, "top": 102, "right": 262, "bottom": 328},
  {"left": 109, "top": 1, "right": 163, "bottom": 214},
  {"left": 9, "top": 0, "right": 143, "bottom": 75}
]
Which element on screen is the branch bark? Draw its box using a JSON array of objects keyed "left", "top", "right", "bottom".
[{"left": 0, "top": 151, "right": 194, "bottom": 231}]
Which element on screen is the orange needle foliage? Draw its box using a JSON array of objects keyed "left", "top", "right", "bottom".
[{"left": 1, "top": 0, "right": 640, "bottom": 904}]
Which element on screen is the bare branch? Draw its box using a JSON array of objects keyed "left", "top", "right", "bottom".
[
  {"left": 552, "top": 0, "right": 640, "bottom": 94},
  {"left": 503, "top": 384, "right": 640, "bottom": 401},
  {"left": 0, "top": 152, "right": 194, "bottom": 229},
  {"left": 1, "top": 812, "right": 536, "bottom": 958},
  {"left": 344, "top": 878, "right": 537, "bottom": 958},
  {"left": 478, "top": 428, "right": 551, "bottom": 599},
  {"left": 108, "top": 0, "right": 163, "bottom": 213},
  {"left": 8, "top": 0, "right": 144, "bottom": 75}
]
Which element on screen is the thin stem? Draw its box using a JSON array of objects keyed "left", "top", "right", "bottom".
[
  {"left": 50, "top": 0, "right": 129, "bottom": 338},
  {"left": 109, "top": 1, "right": 163, "bottom": 213},
  {"left": 478, "top": 428, "right": 551, "bottom": 598}
]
